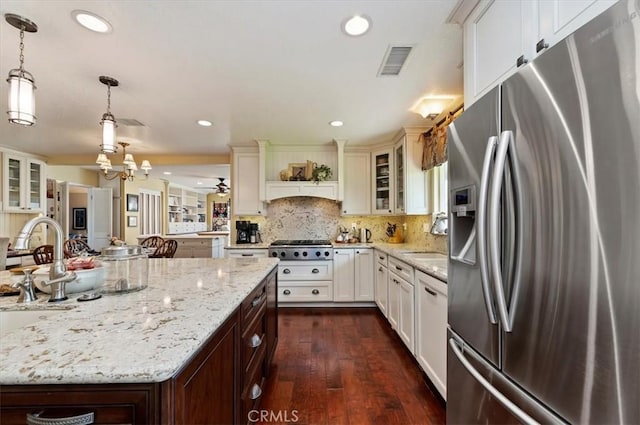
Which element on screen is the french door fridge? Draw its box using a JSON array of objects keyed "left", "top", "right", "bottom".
[{"left": 447, "top": 0, "right": 640, "bottom": 423}]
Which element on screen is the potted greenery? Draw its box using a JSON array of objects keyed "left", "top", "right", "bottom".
[{"left": 311, "top": 164, "right": 332, "bottom": 184}]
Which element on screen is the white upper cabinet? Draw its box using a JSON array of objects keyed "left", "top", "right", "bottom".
[
  {"left": 464, "top": 0, "right": 535, "bottom": 105},
  {"left": 371, "top": 148, "right": 394, "bottom": 215},
  {"left": 342, "top": 152, "right": 371, "bottom": 216},
  {"left": 394, "top": 129, "right": 431, "bottom": 215},
  {"left": 2, "top": 151, "right": 46, "bottom": 213},
  {"left": 232, "top": 148, "right": 265, "bottom": 216},
  {"left": 535, "top": 0, "right": 617, "bottom": 52},
  {"left": 463, "top": 0, "right": 617, "bottom": 106}
]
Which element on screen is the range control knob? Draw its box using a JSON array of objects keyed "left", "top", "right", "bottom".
[
  {"left": 271, "top": 252, "right": 278, "bottom": 257},
  {"left": 324, "top": 251, "right": 330, "bottom": 257},
  {"left": 294, "top": 252, "right": 299, "bottom": 257},
  {"left": 315, "top": 251, "right": 321, "bottom": 257},
  {"left": 302, "top": 252, "right": 308, "bottom": 257},
  {"left": 280, "top": 252, "right": 286, "bottom": 258}
]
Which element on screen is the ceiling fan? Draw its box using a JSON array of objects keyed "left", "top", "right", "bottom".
[{"left": 215, "top": 178, "right": 229, "bottom": 194}]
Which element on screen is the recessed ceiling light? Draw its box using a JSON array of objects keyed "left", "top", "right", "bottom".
[
  {"left": 329, "top": 120, "right": 344, "bottom": 127},
  {"left": 197, "top": 181, "right": 203, "bottom": 185},
  {"left": 197, "top": 120, "right": 212, "bottom": 127},
  {"left": 342, "top": 15, "right": 371, "bottom": 37},
  {"left": 72, "top": 10, "right": 112, "bottom": 33},
  {"left": 163, "top": 171, "right": 172, "bottom": 175}
]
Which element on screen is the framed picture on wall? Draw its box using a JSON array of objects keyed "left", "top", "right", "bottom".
[
  {"left": 72, "top": 208, "right": 86, "bottom": 230},
  {"left": 127, "top": 216, "right": 137, "bottom": 227},
  {"left": 126, "top": 194, "right": 139, "bottom": 212}
]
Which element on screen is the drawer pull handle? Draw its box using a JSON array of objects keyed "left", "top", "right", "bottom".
[
  {"left": 27, "top": 411, "right": 95, "bottom": 425},
  {"left": 283, "top": 268, "right": 291, "bottom": 274},
  {"left": 312, "top": 268, "right": 320, "bottom": 274},
  {"left": 283, "top": 289, "right": 291, "bottom": 295},
  {"left": 356, "top": 251, "right": 360, "bottom": 254},
  {"left": 379, "top": 256, "right": 384, "bottom": 260},
  {"left": 250, "top": 333, "right": 263, "bottom": 348},
  {"left": 378, "top": 267, "right": 383, "bottom": 272},
  {"left": 424, "top": 287, "right": 438, "bottom": 296},
  {"left": 395, "top": 266, "right": 402, "bottom": 271},
  {"left": 251, "top": 293, "right": 265, "bottom": 307},
  {"left": 312, "top": 289, "right": 320, "bottom": 295},
  {"left": 251, "top": 383, "right": 263, "bottom": 400},
  {"left": 241, "top": 253, "right": 254, "bottom": 257}
]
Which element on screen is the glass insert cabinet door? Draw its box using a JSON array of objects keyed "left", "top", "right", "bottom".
[
  {"left": 2, "top": 154, "right": 45, "bottom": 212},
  {"left": 374, "top": 151, "right": 391, "bottom": 213},
  {"left": 395, "top": 142, "right": 405, "bottom": 212}
]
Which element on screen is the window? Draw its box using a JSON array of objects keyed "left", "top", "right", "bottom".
[
  {"left": 139, "top": 189, "right": 162, "bottom": 235},
  {"left": 427, "top": 161, "right": 448, "bottom": 215}
]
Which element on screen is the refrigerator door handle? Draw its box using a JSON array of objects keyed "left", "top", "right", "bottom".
[
  {"left": 489, "top": 131, "right": 513, "bottom": 332},
  {"left": 477, "top": 135, "right": 498, "bottom": 324},
  {"left": 449, "top": 337, "right": 539, "bottom": 425}
]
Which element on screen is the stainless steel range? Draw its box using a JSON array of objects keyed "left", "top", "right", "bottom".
[{"left": 268, "top": 239, "right": 333, "bottom": 260}]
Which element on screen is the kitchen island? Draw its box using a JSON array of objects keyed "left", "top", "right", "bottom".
[{"left": 0, "top": 257, "right": 279, "bottom": 424}]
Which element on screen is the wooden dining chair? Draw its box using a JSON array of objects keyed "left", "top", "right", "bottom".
[
  {"left": 33, "top": 245, "right": 54, "bottom": 265},
  {"left": 63, "top": 239, "right": 93, "bottom": 259},
  {"left": 149, "top": 239, "right": 178, "bottom": 258},
  {"left": 140, "top": 236, "right": 164, "bottom": 249}
]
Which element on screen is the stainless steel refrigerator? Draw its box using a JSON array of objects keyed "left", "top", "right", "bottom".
[{"left": 447, "top": 1, "right": 640, "bottom": 423}]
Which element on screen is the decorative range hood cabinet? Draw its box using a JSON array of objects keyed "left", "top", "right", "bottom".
[{"left": 257, "top": 139, "right": 346, "bottom": 203}]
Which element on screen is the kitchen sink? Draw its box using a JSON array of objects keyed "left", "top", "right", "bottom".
[{"left": 0, "top": 309, "right": 64, "bottom": 338}]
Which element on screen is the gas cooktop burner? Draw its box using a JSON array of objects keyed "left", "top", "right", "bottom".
[
  {"left": 268, "top": 239, "right": 333, "bottom": 260},
  {"left": 270, "top": 239, "right": 332, "bottom": 246}
]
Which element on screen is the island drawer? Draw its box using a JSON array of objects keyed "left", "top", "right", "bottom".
[
  {"left": 240, "top": 342, "right": 267, "bottom": 425},
  {"left": 241, "top": 302, "right": 267, "bottom": 373},
  {"left": 242, "top": 281, "right": 267, "bottom": 329},
  {"left": 279, "top": 282, "right": 333, "bottom": 302}
]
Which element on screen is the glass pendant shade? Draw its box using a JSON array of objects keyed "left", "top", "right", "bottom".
[
  {"left": 101, "top": 113, "right": 116, "bottom": 153},
  {"left": 7, "top": 69, "right": 36, "bottom": 126}
]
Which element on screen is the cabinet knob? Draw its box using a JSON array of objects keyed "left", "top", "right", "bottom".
[
  {"left": 378, "top": 267, "right": 383, "bottom": 272},
  {"left": 283, "top": 268, "right": 291, "bottom": 274},
  {"left": 250, "top": 383, "right": 263, "bottom": 400},
  {"left": 312, "top": 268, "right": 320, "bottom": 274},
  {"left": 516, "top": 55, "right": 528, "bottom": 67},
  {"left": 388, "top": 210, "right": 392, "bottom": 213},
  {"left": 250, "top": 333, "right": 263, "bottom": 348},
  {"left": 283, "top": 289, "right": 291, "bottom": 295},
  {"left": 312, "top": 289, "right": 320, "bottom": 295},
  {"left": 343, "top": 210, "right": 347, "bottom": 213},
  {"left": 536, "top": 38, "right": 549, "bottom": 53},
  {"left": 356, "top": 251, "right": 359, "bottom": 254}
]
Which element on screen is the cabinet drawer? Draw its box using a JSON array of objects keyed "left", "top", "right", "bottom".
[
  {"left": 241, "top": 302, "right": 266, "bottom": 373},
  {"left": 177, "top": 239, "right": 211, "bottom": 248},
  {"left": 240, "top": 343, "right": 266, "bottom": 424},
  {"left": 242, "top": 281, "right": 266, "bottom": 328},
  {"left": 388, "top": 256, "right": 414, "bottom": 283},
  {"left": 375, "top": 250, "right": 388, "bottom": 267},
  {"left": 279, "top": 282, "right": 333, "bottom": 302},
  {"left": 278, "top": 262, "right": 332, "bottom": 281},
  {"left": 227, "top": 249, "right": 269, "bottom": 258}
]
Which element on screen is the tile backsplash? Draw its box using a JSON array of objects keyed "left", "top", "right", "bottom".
[{"left": 237, "top": 197, "right": 447, "bottom": 254}]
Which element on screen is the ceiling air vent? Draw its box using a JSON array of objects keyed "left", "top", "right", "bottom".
[
  {"left": 378, "top": 45, "right": 413, "bottom": 76},
  {"left": 118, "top": 118, "right": 145, "bottom": 126}
]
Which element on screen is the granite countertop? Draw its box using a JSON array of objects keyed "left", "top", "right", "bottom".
[
  {"left": 0, "top": 257, "right": 279, "bottom": 385},
  {"left": 372, "top": 243, "right": 448, "bottom": 282}
]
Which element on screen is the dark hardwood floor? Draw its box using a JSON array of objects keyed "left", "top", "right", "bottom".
[{"left": 257, "top": 307, "right": 446, "bottom": 425}]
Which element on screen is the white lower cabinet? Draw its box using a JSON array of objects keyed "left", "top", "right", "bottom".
[
  {"left": 416, "top": 270, "right": 447, "bottom": 400},
  {"left": 374, "top": 251, "right": 388, "bottom": 316},
  {"left": 354, "top": 248, "right": 374, "bottom": 301},
  {"left": 333, "top": 247, "right": 373, "bottom": 302},
  {"left": 388, "top": 258, "right": 415, "bottom": 354}
]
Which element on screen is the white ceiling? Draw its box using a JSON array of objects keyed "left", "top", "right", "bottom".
[{"left": 0, "top": 0, "right": 463, "bottom": 187}]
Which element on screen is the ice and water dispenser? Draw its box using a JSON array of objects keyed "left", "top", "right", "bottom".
[{"left": 450, "top": 185, "right": 477, "bottom": 265}]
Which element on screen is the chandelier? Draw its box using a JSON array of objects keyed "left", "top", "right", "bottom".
[
  {"left": 5, "top": 13, "right": 38, "bottom": 126},
  {"left": 96, "top": 141, "right": 152, "bottom": 181}
]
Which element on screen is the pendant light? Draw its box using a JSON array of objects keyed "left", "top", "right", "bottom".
[
  {"left": 5, "top": 14, "right": 38, "bottom": 126},
  {"left": 99, "top": 76, "right": 118, "bottom": 153}
]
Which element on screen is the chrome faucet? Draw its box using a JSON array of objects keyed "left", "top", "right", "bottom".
[{"left": 14, "top": 217, "right": 76, "bottom": 302}]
